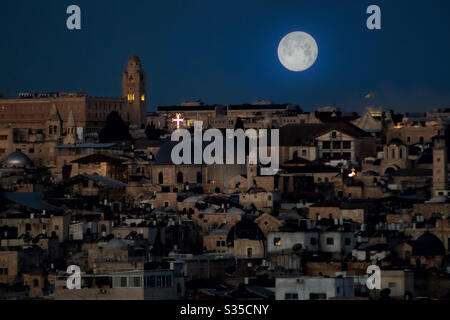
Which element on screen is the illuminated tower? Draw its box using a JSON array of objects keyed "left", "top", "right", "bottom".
[
  {"left": 432, "top": 136, "right": 448, "bottom": 197},
  {"left": 64, "top": 110, "right": 78, "bottom": 144},
  {"left": 122, "top": 56, "right": 147, "bottom": 127},
  {"left": 46, "top": 104, "right": 62, "bottom": 139}
]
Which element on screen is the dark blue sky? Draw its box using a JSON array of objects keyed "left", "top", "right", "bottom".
[{"left": 1, "top": 0, "right": 450, "bottom": 113}]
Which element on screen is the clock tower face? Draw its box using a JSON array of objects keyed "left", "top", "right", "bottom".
[{"left": 122, "top": 56, "right": 147, "bottom": 127}]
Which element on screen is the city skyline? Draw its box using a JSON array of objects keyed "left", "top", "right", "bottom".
[{"left": 1, "top": 0, "right": 450, "bottom": 112}]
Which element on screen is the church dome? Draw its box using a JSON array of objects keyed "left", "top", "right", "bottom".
[
  {"left": 2, "top": 151, "right": 33, "bottom": 168},
  {"left": 412, "top": 232, "right": 445, "bottom": 256}
]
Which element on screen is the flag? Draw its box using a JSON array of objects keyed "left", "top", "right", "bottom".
[{"left": 365, "top": 92, "right": 375, "bottom": 99}]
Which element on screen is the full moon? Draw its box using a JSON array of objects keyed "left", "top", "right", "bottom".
[{"left": 278, "top": 31, "right": 318, "bottom": 72}]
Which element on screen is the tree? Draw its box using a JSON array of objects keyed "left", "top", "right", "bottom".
[
  {"left": 99, "top": 111, "right": 132, "bottom": 142},
  {"left": 145, "top": 122, "right": 164, "bottom": 140}
]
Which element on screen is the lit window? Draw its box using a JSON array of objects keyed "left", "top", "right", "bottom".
[
  {"left": 274, "top": 238, "right": 281, "bottom": 247},
  {"left": 141, "top": 94, "right": 145, "bottom": 101}
]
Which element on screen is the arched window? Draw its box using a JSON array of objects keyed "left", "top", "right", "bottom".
[
  {"left": 158, "top": 172, "right": 163, "bottom": 184},
  {"left": 196, "top": 172, "right": 202, "bottom": 184},
  {"left": 177, "top": 172, "right": 183, "bottom": 184},
  {"left": 49, "top": 126, "right": 52, "bottom": 134}
]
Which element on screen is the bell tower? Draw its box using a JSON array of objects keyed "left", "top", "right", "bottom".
[
  {"left": 46, "top": 104, "right": 62, "bottom": 139},
  {"left": 64, "top": 110, "right": 78, "bottom": 144},
  {"left": 122, "top": 56, "right": 147, "bottom": 128},
  {"left": 432, "top": 136, "right": 448, "bottom": 197}
]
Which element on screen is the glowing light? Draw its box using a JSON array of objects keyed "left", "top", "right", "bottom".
[
  {"left": 348, "top": 168, "right": 357, "bottom": 178},
  {"left": 172, "top": 113, "right": 184, "bottom": 129},
  {"left": 141, "top": 94, "right": 145, "bottom": 101}
]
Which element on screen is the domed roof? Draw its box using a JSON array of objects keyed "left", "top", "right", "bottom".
[
  {"left": 3, "top": 151, "right": 33, "bottom": 168},
  {"left": 412, "top": 232, "right": 445, "bottom": 256}
]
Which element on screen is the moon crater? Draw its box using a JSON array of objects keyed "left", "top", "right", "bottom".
[{"left": 278, "top": 31, "right": 318, "bottom": 72}]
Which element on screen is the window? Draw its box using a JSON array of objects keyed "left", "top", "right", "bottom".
[
  {"left": 177, "top": 172, "right": 183, "bottom": 184},
  {"left": 285, "top": 293, "right": 299, "bottom": 300},
  {"left": 322, "top": 141, "right": 331, "bottom": 149},
  {"left": 29, "top": 148, "right": 34, "bottom": 154},
  {"left": 33, "top": 279, "right": 39, "bottom": 287},
  {"left": 310, "top": 237, "right": 317, "bottom": 245},
  {"left": 216, "top": 241, "right": 221, "bottom": 247},
  {"left": 388, "top": 282, "right": 396, "bottom": 288},
  {"left": 221, "top": 241, "right": 225, "bottom": 247},
  {"left": 345, "top": 238, "right": 351, "bottom": 246},
  {"left": 0, "top": 135, "right": 7, "bottom": 140},
  {"left": 343, "top": 152, "right": 351, "bottom": 160},
  {"left": 328, "top": 213, "right": 333, "bottom": 219},
  {"left": 323, "top": 152, "right": 331, "bottom": 159},
  {"left": 165, "top": 275, "right": 172, "bottom": 287},
  {"left": 331, "top": 131, "right": 337, "bottom": 138},
  {"left": 133, "top": 277, "right": 141, "bottom": 287},
  {"left": 148, "top": 276, "right": 156, "bottom": 287},
  {"left": 419, "top": 137, "right": 424, "bottom": 144},
  {"left": 343, "top": 141, "right": 351, "bottom": 149},
  {"left": 399, "top": 149, "right": 403, "bottom": 159},
  {"left": 156, "top": 276, "right": 162, "bottom": 287},
  {"left": 302, "top": 150, "right": 307, "bottom": 157},
  {"left": 158, "top": 172, "right": 163, "bottom": 184},
  {"left": 120, "top": 277, "right": 127, "bottom": 287},
  {"left": 247, "top": 248, "right": 253, "bottom": 258},
  {"left": 332, "top": 141, "right": 341, "bottom": 149},
  {"left": 407, "top": 137, "right": 411, "bottom": 143},
  {"left": 164, "top": 202, "right": 169, "bottom": 208},
  {"left": 274, "top": 238, "right": 282, "bottom": 247},
  {"left": 197, "top": 172, "right": 202, "bottom": 183},
  {"left": 326, "top": 238, "right": 334, "bottom": 245}
]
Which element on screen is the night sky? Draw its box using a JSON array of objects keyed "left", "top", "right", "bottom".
[{"left": 1, "top": 0, "right": 450, "bottom": 113}]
